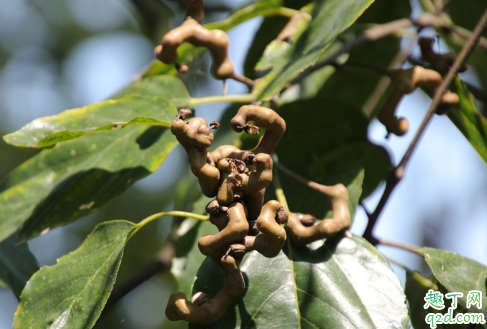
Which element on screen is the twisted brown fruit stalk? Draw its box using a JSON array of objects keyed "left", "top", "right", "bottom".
[
  {"left": 171, "top": 111, "right": 220, "bottom": 197},
  {"left": 244, "top": 200, "right": 288, "bottom": 258},
  {"left": 165, "top": 253, "right": 245, "bottom": 325},
  {"left": 171, "top": 106, "right": 285, "bottom": 207},
  {"left": 216, "top": 153, "right": 273, "bottom": 220},
  {"left": 231, "top": 105, "right": 287, "bottom": 155},
  {"left": 154, "top": 18, "right": 253, "bottom": 86},
  {"left": 198, "top": 202, "right": 249, "bottom": 257},
  {"left": 419, "top": 37, "right": 467, "bottom": 74},
  {"left": 378, "top": 66, "right": 460, "bottom": 136},
  {"left": 285, "top": 184, "right": 351, "bottom": 246}
]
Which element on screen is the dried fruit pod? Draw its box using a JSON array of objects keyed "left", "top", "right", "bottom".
[
  {"left": 285, "top": 184, "right": 351, "bottom": 246},
  {"left": 165, "top": 254, "right": 245, "bottom": 325},
  {"left": 189, "top": 147, "right": 220, "bottom": 197},
  {"left": 378, "top": 66, "right": 460, "bottom": 136},
  {"left": 216, "top": 154, "right": 273, "bottom": 220},
  {"left": 183, "top": 0, "right": 204, "bottom": 23},
  {"left": 171, "top": 110, "right": 220, "bottom": 197},
  {"left": 419, "top": 37, "right": 467, "bottom": 74},
  {"left": 171, "top": 112, "right": 214, "bottom": 151},
  {"left": 244, "top": 200, "right": 288, "bottom": 258},
  {"left": 198, "top": 202, "right": 249, "bottom": 257},
  {"left": 231, "top": 105, "right": 286, "bottom": 155},
  {"left": 154, "top": 18, "right": 253, "bottom": 86},
  {"left": 299, "top": 214, "right": 317, "bottom": 227}
]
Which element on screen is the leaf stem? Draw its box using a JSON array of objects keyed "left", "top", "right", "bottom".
[
  {"left": 275, "top": 162, "right": 337, "bottom": 197},
  {"left": 129, "top": 211, "right": 208, "bottom": 239},
  {"left": 205, "top": 6, "right": 301, "bottom": 31},
  {"left": 363, "top": 6, "right": 487, "bottom": 245},
  {"left": 272, "top": 168, "right": 290, "bottom": 213},
  {"left": 377, "top": 238, "right": 424, "bottom": 256},
  {"left": 190, "top": 93, "right": 254, "bottom": 106}
]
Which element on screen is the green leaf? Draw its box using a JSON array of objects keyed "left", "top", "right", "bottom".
[
  {"left": 0, "top": 125, "right": 178, "bottom": 243},
  {"left": 273, "top": 158, "right": 364, "bottom": 220},
  {"left": 253, "top": 0, "right": 375, "bottom": 100},
  {"left": 314, "top": 0, "right": 410, "bottom": 115},
  {"left": 447, "top": 77, "right": 487, "bottom": 164},
  {"left": 274, "top": 97, "right": 391, "bottom": 217},
  {"left": 114, "top": 75, "right": 191, "bottom": 108},
  {"left": 422, "top": 247, "right": 487, "bottom": 316},
  {"left": 443, "top": 0, "right": 487, "bottom": 91},
  {"left": 13, "top": 220, "right": 136, "bottom": 329},
  {"left": 4, "top": 94, "right": 178, "bottom": 148},
  {"left": 190, "top": 235, "right": 410, "bottom": 328},
  {"left": 405, "top": 271, "right": 478, "bottom": 329},
  {"left": 0, "top": 235, "right": 39, "bottom": 298},
  {"left": 172, "top": 219, "right": 216, "bottom": 297}
]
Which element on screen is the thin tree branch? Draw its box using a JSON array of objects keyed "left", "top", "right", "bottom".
[
  {"left": 377, "top": 239, "right": 424, "bottom": 256},
  {"left": 363, "top": 7, "right": 487, "bottom": 245},
  {"left": 450, "top": 25, "right": 487, "bottom": 50},
  {"left": 274, "top": 162, "right": 336, "bottom": 197},
  {"left": 362, "top": 34, "right": 420, "bottom": 117},
  {"left": 408, "top": 55, "right": 487, "bottom": 105}
]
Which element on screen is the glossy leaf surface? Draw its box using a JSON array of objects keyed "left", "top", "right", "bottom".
[
  {"left": 422, "top": 247, "right": 487, "bottom": 316},
  {"left": 13, "top": 220, "right": 136, "bottom": 329},
  {"left": 114, "top": 75, "right": 191, "bottom": 108},
  {"left": 253, "top": 0, "right": 375, "bottom": 99},
  {"left": 273, "top": 97, "right": 391, "bottom": 218},
  {"left": 0, "top": 235, "right": 39, "bottom": 298},
  {"left": 0, "top": 125, "right": 177, "bottom": 243},
  {"left": 190, "top": 235, "right": 410, "bottom": 328},
  {"left": 5, "top": 93, "right": 181, "bottom": 148},
  {"left": 447, "top": 77, "right": 487, "bottom": 164}
]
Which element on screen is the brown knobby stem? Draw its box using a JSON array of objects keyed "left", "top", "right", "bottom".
[
  {"left": 419, "top": 37, "right": 468, "bottom": 74},
  {"left": 168, "top": 106, "right": 288, "bottom": 324},
  {"left": 199, "top": 203, "right": 249, "bottom": 257},
  {"left": 171, "top": 112, "right": 214, "bottom": 151},
  {"left": 230, "top": 105, "right": 286, "bottom": 155},
  {"left": 154, "top": 18, "right": 253, "bottom": 86},
  {"left": 244, "top": 200, "right": 288, "bottom": 258},
  {"left": 183, "top": 0, "right": 204, "bottom": 23},
  {"left": 216, "top": 154, "right": 273, "bottom": 220},
  {"left": 165, "top": 254, "right": 245, "bottom": 325},
  {"left": 189, "top": 147, "right": 220, "bottom": 197},
  {"left": 285, "top": 184, "right": 351, "bottom": 246},
  {"left": 378, "top": 66, "right": 460, "bottom": 136},
  {"left": 365, "top": 6, "right": 487, "bottom": 245},
  {"left": 171, "top": 110, "right": 220, "bottom": 197}
]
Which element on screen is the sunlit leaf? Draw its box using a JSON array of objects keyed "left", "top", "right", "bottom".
[
  {"left": 13, "top": 220, "right": 136, "bottom": 329},
  {"left": 0, "top": 235, "right": 39, "bottom": 298},
  {"left": 4, "top": 94, "right": 179, "bottom": 148},
  {"left": 275, "top": 158, "right": 364, "bottom": 220},
  {"left": 0, "top": 125, "right": 177, "bottom": 243},
  {"left": 273, "top": 97, "right": 391, "bottom": 218},
  {"left": 447, "top": 77, "right": 487, "bottom": 164},
  {"left": 253, "top": 0, "right": 375, "bottom": 100},
  {"left": 422, "top": 247, "right": 487, "bottom": 316},
  {"left": 114, "top": 75, "right": 191, "bottom": 108},
  {"left": 190, "top": 235, "right": 410, "bottom": 328}
]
